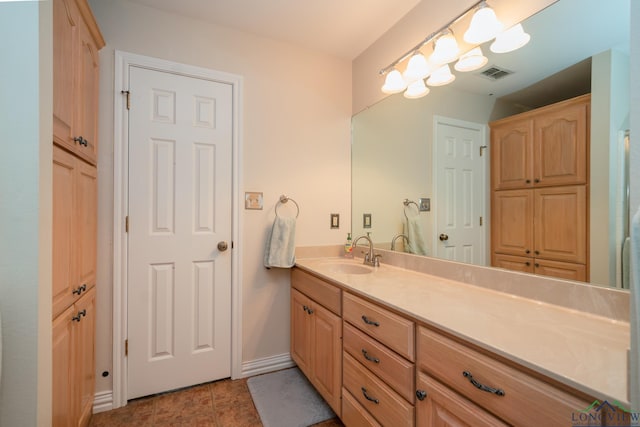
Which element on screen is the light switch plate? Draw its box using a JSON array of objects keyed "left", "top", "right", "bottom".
[
  {"left": 244, "top": 192, "right": 263, "bottom": 210},
  {"left": 363, "top": 213, "right": 372, "bottom": 228},
  {"left": 330, "top": 213, "right": 340, "bottom": 229},
  {"left": 419, "top": 198, "right": 431, "bottom": 212}
]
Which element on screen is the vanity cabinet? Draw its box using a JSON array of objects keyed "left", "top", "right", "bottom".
[
  {"left": 290, "top": 269, "right": 342, "bottom": 416},
  {"left": 342, "top": 292, "right": 416, "bottom": 426},
  {"left": 490, "top": 94, "right": 590, "bottom": 281},
  {"left": 53, "top": 0, "right": 103, "bottom": 165},
  {"left": 415, "top": 326, "right": 596, "bottom": 427}
]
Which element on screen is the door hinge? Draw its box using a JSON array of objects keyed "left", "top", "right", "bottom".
[
  {"left": 125, "top": 339, "right": 128, "bottom": 357},
  {"left": 125, "top": 216, "right": 129, "bottom": 233},
  {"left": 480, "top": 216, "right": 483, "bottom": 226},
  {"left": 231, "top": 241, "right": 234, "bottom": 249},
  {"left": 479, "top": 145, "right": 488, "bottom": 157},
  {"left": 121, "top": 90, "right": 130, "bottom": 110}
]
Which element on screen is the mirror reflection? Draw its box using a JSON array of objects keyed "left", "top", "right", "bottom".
[{"left": 351, "top": 0, "right": 630, "bottom": 288}]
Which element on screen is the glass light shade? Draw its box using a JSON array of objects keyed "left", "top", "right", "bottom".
[
  {"left": 404, "top": 79, "right": 430, "bottom": 99},
  {"left": 463, "top": 5, "right": 503, "bottom": 44},
  {"left": 454, "top": 47, "right": 488, "bottom": 72},
  {"left": 490, "top": 23, "right": 531, "bottom": 53},
  {"left": 427, "top": 64, "right": 456, "bottom": 86},
  {"left": 381, "top": 69, "right": 407, "bottom": 94},
  {"left": 429, "top": 31, "right": 460, "bottom": 65},
  {"left": 402, "top": 53, "right": 431, "bottom": 83}
]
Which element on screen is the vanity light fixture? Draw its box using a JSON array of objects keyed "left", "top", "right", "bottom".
[
  {"left": 463, "top": 2, "right": 503, "bottom": 44},
  {"left": 378, "top": 0, "right": 529, "bottom": 98},
  {"left": 404, "top": 79, "right": 430, "bottom": 99},
  {"left": 454, "top": 47, "right": 488, "bottom": 72},
  {"left": 381, "top": 69, "right": 407, "bottom": 94},
  {"left": 427, "top": 64, "right": 456, "bottom": 87},
  {"left": 490, "top": 23, "right": 531, "bottom": 53},
  {"left": 429, "top": 29, "right": 460, "bottom": 65},
  {"left": 403, "top": 52, "right": 431, "bottom": 83}
]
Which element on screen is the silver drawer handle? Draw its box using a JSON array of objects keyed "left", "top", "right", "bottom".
[
  {"left": 361, "top": 387, "right": 379, "bottom": 404},
  {"left": 462, "top": 371, "right": 505, "bottom": 396},
  {"left": 361, "top": 315, "right": 380, "bottom": 327}
]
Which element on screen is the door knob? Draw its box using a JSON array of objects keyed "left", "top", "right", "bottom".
[
  {"left": 217, "top": 241, "right": 229, "bottom": 251},
  {"left": 439, "top": 233, "right": 449, "bottom": 241}
]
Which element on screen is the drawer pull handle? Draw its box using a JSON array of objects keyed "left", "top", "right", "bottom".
[
  {"left": 72, "top": 309, "right": 87, "bottom": 322},
  {"left": 361, "top": 315, "right": 380, "bottom": 327},
  {"left": 361, "top": 349, "right": 380, "bottom": 364},
  {"left": 462, "top": 371, "right": 505, "bottom": 396},
  {"left": 361, "top": 387, "right": 379, "bottom": 404},
  {"left": 416, "top": 389, "right": 427, "bottom": 401}
]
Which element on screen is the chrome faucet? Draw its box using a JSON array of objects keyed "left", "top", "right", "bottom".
[
  {"left": 353, "top": 235, "right": 381, "bottom": 267},
  {"left": 390, "top": 233, "right": 409, "bottom": 251}
]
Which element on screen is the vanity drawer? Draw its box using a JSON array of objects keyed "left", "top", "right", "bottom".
[
  {"left": 343, "top": 292, "right": 415, "bottom": 361},
  {"left": 291, "top": 268, "right": 341, "bottom": 315},
  {"left": 343, "top": 322, "right": 415, "bottom": 403},
  {"left": 343, "top": 352, "right": 414, "bottom": 427},
  {"left": 342, "top": 387, "right": 382, "bottom": 427},
  {"left": 417, "top": 326, "right": 593, "bottom": 427}
]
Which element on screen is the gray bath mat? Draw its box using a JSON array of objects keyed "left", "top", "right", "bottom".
[{"left": 247, "top": 367, "right": 335, "bottom": 427}]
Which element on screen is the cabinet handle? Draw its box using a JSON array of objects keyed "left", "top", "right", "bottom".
[
  {"left": 525, "top": 262, "right": 530, "bottom": 266},
  {"left": 307, "top": 308, "right": 314, "bottom": 314},
  {"left": 462, "top": 371, "right": 505, "bottom": 396},
  {"left": 361, "top": 315, "right": 380, "bottom": 327},
  {"left": 534, "top": 178, "right": 540, "bottom": 183},
  {"left": 361, "top": 387, "right": 379, "bottom": 404},
  {"left": 535, "top": 263, "right": 540, "bottom": 268},
  {"left": 72, "top": 309, "right": 87, "bottom": 322},
  {"left": 525, "top": 249, "right": 530, "bottom": 254},
  {"left": 525, "top": 179, "right": 531, "bottom": 184},
  {"left": 302, "top": 305, "right": 308, "bottom": 312},
  {"left": 73, "top": 136, "right": 83, "bottom": 145},
  {"left": 534, "top": 250, "right": 540, "bottom": 255},
  {"left": 72, "top": 284, "right": 87, "bottom": 295},
  {"left": 416, "top": 390, "right": 428, "bottom": 401},
  {"left": 361, "top": 349, "right": 380, "bottom": 364}
]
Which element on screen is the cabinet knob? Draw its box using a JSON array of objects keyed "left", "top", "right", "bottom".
[
  {"left": 416, "top": 390, "right": 428, "bottom": 401},
  {"left": 534, "top": 178, "right": 540, "bottom": 183},
  {"left": 535, "top": 263, "right": 540, "bottom": 268},
  {"left": 525, "top": 262, "right": 530, "bottom": 266},
  {"left": 525, "top": 179, "right": 531, "bottom": 184},
  {"left": 534, "top": 250, "right": 540, "bottom": 255},
  {"left": 525, "top": 249, "right": 530, "bottom": 254}
]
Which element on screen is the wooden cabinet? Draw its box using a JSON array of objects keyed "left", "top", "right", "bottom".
[
  {"left": 493, "top": 254, "right": 586, "bottom": 281},
  {"left": 52, "top": 1, "right": 102, "bottom": 425},
  {"left": 490, "top": 95, "right": 589, "bottom": 281},
  {"left": 342, "top": 291, "right": 416, "bottom": 426},
  {"left": 291, "top": 270, "right": 342, "bottom": 416},
  {"left": 53, "top": 288, "right": 96, "bottom": 427},
  {"left": 415, "top": 326, "right": 595, "bottom": 427},
  {"left": 53, "top": 0, "right": 104, "bottom": 165}
]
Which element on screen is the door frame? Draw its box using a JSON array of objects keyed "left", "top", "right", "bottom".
[
  {"left": 432, "top": 115, "right": 489, "bottom": 265},
  {"left": 112, "top": 50, "right": 243, "bottom": 408}
]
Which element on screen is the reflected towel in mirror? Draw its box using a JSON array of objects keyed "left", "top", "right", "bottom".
[
  {"left": 404, "top": 216, "right": 428, "bottom": 256},
  {"left": 264, "top": 216, "right": 297, "bottom": 268}
]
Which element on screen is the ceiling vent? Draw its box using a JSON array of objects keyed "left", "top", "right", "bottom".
[{"left": 478, "top": 66, "right": 513, "bottom": 81}]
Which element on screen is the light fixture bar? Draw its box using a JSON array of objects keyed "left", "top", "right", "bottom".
[{"left": 379, "top": 0, "right": 486, "bottom": 76}]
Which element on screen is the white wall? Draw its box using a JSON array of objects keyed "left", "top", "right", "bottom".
[
  {"left": 88, "top": 0, "right": 352, "bottom": 395},
  {"left": 0, "top": 2, "right": 52, "bottom": 425}
]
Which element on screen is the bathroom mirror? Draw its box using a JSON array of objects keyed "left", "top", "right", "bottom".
[{"left": 351, "top": 0, "right": 631, "bottom": 288}]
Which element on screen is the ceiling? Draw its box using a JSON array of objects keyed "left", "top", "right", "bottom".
[{"left": 126, "top": 0, "right": 421, "bottom": 59}]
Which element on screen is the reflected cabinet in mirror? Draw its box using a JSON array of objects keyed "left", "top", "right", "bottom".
[{"left": 351, "top": 0, "right": 630, "bottom": 288}]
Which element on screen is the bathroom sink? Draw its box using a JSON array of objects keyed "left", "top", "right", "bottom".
[{"left": 321, "top": 261, "right": 373, "bottom": 275}]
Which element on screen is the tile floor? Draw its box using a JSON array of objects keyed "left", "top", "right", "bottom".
[{"left": 89, "top": 377, "right": 345, "bottom": 427}]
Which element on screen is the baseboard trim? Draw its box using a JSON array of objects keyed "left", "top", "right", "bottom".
[
  {"left": 241, "top": 352, "right": 295, "bottom": 378},
  {"left": 93, "top": 390, "right": 114, "bottom": 414}
]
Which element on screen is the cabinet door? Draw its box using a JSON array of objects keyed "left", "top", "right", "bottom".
[
  {"left": 53, "top": 306, "right": 75, "bottom": 427},
  {"left": 310, "top": 303, "right": 342, "bottom": 416},
  {"left": 533, "top": 101, "right": 588, "bottom": 187},
  {"left": 534, "top": 258, "right": 587, "bottom": 282},
  {"left": 416, "top": 372, "right": 508, "bottom": 427},
  {"left": 491, "top": 189, "right": 533, "bottom": 257},
  {"left": 75, "top": 19, "right": 100, "bottom": 165},
  {"left": 491, "top": 118, "right": 533, "bottom": 190},
  {"left": 76, "top": 162, "right": 97, "bottom": 292},
  {"left": 75, "top": 287, "right": 96, "bottom": 427},
  {"left": 53, "top": 0, "right": 79, "bottom": 150},
  {"left": 534, "top": 185, "right": 586, "bottom": 263},
  {"left": 291, "top": 289, "right": 312, "bottom": 377},
  {"left": 492, "top": 253, "right": 534, "bottom": 274},
  {"left": 53, "top": 146, "right": 78, "bottom": 319}
]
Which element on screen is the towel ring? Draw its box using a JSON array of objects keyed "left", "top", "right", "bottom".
[
  {"left": 403, "top": 199, "right": 420, "bottom": 220},
  {"left": 276, "top": 195, "right": 300, "bottom": 218}
]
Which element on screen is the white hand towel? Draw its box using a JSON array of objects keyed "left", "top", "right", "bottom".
[
  {"left": 264, "top": 216, "right": 297, "bottom": 269},
  {"left": 403, "top": 216, "right": 428, "bottom": 256},
  {"left": 630, "top": 207, "right": 640, "bottom": 410}
]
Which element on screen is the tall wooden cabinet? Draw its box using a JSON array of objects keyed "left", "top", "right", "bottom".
[
  {"left": 52, "top": 0, "right": 103, "bottom": 425},
  {"left": 490, "top": 95, "right": 590, "bottom": 282}
]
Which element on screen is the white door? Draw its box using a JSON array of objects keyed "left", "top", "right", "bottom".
[
  {"left": 127, "top": 66, "right": 233, "bottom": 399},
  {"left": 434, "top": 117, "right": 486, "bottom": 265}
]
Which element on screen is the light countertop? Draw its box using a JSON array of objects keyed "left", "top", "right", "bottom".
[{"left": 294, "top": 257, "right": 630, "bottom": 405}]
